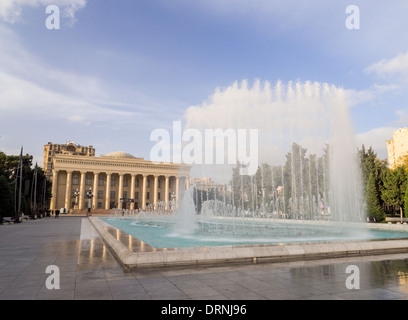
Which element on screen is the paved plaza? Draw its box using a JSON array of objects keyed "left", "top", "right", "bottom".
[{"left": 1, "top": 216, "right": 408, "bottom": 300}]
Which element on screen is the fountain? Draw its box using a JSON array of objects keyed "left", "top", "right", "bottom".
[
  {"left": 94, "top": 80, "right": 408, "bottom": 267},
  {"left": 107, "top": 80, "right": 367, "bottom": 244}
]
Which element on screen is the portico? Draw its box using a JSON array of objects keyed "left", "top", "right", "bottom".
[{"left": 49, "top": 151, "right": 190, "bottom": 212}]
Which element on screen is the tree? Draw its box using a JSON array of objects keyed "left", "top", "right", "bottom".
[
  {"left": 405, "top": 172, "right": 408, "bottom": 217},
  {"left": 0, "top": 175, "right": 14, "bottom": 217},
  {"left": 358, "top": 145, "right": 388, "bottom": 216},
  {"left": 366, "top": 172, "right": 384, "bottom": 221},
  {"left": 0, "top": 151, "right": 52, "bottom": 216},
  {"left": 382, "top": 166, "right": 407, "bottom": 222},
  {"left": 396, "top": 153, "right": 408, "bottom": 168}
]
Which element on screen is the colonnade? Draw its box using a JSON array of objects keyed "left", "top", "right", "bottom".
[{"left": 50, "top": 170, "right": 189, "bottom": 211}]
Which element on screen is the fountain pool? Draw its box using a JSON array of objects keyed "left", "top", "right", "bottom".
[{"left": 101, "top": 216, "right": 408, "bottom": 249}]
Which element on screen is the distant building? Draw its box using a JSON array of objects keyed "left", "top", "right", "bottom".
[
  {"left": 43, "top": 141, "right": 95, "bottom": 179},
  {"left": 189, "top": 177, "right": 226, "bottom": 194},
  {"left": 387, "top": 128, "right": 408, "bottom": 169}
]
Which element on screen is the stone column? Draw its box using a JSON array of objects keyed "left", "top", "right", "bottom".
[
  {"left": 78, "top": 172, "right": 86, "bottom": 209},
  {"left": 64, "top": 171, "right": 72, "bottom": 210},
  {"left": 130, "top": 174, "right": 135, "bottom": 210},
  {"left": 142, "top": 175, "right": 147, "bottom": 210},
  {"left": 175, "top": 177, "right": 179, "bottom": 210},
  {"left": 50, "top": 170, "right": 59, "bottom": 211},
  {"left": 153, "top": 175, "right": 158, "bottom": 210},
  {"left": 93, "top": 172, "right": 98, "bottom": 210},
  {"left": 118, "top": 173, "right": 124, "bottom": 209},
  {"left": 164, "top": 175, "right": 169, "bottom": 210},
  {"left": 105, "top": 173, "right": 111, "bottom": 210}
]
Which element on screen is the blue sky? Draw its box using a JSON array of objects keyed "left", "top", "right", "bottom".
[{"left": 0, "top": 0, "right": 408, "bottom": 168}]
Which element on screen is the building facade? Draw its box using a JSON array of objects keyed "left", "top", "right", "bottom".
[
  {"left": 387, "top": 128, "right": 408, "bottom": 169},
  {"left": 46, "top": 147, "right": 191, "bottom": 212}
]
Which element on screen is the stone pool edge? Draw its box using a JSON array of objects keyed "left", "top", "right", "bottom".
[{"left": 89, "top": 216, "right": 408, "bottom": 269}]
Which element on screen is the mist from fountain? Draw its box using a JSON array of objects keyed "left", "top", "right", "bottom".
[
  {"left": 178, "top": 80, "right": 366, "bottom": 239},
  {"left": 109, "top": 80, "right": 366, "bottom": 243}
]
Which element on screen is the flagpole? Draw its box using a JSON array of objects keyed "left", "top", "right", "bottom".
[
  {"left": 14, "top": 167, "right": 18, "bottom": 215},
  {"left": 43, "top": 178, "right": 47, "bottom": 215},
  {"left": 18, "top": 146, "right": 23, "bottom": 218},
  {"left": 33, "top": 163, "right": 37, "bottom": 214}
]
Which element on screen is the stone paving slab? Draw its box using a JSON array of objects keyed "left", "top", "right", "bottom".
[{"left": 2, "top": 216, "right": 408, "bottom": 300}]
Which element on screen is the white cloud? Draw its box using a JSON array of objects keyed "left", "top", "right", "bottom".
[
  {"left": 393, "top": 110, "right": 408, "bottom": 127},
  {"left": 344, "top": 83, "right": 400, "bottom": 107},
  {"left": 0, "top": 24, "right": 145, "bottom": 121},
  {"left": 0, "top": 69, "right": 133, "bottom": 122},
  {"left": 0, "top": 23, "right": 174, "bottom": 163},
  {"left": 355, "top": 108, "right": 408, "bottom": 161},
  {"left": 355, "top": 127, "right": 396, "bottom": 161},
  {"left": 67, "top": 115, "right": 91, "bottom": 126},
  {"left": 365, "top": 51, "right": 408, "bottom": 81},
  {"left": 0, "top": 0, "right": 87, "bottom": 24}
]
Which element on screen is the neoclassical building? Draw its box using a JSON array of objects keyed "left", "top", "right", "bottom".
[{"left": 47, "top": 147, "right": 191, "bottom": 212}]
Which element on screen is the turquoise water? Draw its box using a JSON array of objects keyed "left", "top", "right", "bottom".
[{"left": 101, "top": 218, "right": 408, "bottom": 249}]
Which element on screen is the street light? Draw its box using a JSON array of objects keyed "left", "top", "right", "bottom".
[{"left": 86, "top": 188, "right": 93, "bottom": 216}]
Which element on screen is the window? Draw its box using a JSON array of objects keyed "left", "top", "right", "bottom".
[
  {"left": 85, "top": 175, "right": 92, "bottom": 185},
  {"left": 98, "top": 176, "right": 104, "bottom": 186},
  {"left": 146, "top": 192, "right": 150, "bottom": 200},
  {"left": 135, "top": 178, "right": 139, "bottom": 187},
  {"left": 158, "top": 192, "right": 161, "bottom": 200},
  {"left": 123, "top": 177, "right": 128, "bottom": 187},
  {"left": 111, "top": 175, "right": 116, "bottom": 187},
  {"left": 158, "top": 180, "right": 161, "bottom": 188},
  {"left": 97, "top": 202, "right": 102, "bottom": 208},
  {"left": 73, "top": 174, "right": 79, "bottom": 185},
  {"left": 110, "top": 191, "right": 116, "bottom": 199},
  {"left": 98, "top": 190, "right": 103, "bottom": 199},
  {"left": 135, "top": 192, "right": 139, "bottom": 200},
  {"left": 123, "top": 191, "right": 127, "bottom": 199},
  {"left": 169, "top": 180, "right": 172, "bottom": 188},
  {"left": 147, "top": 179, "right": 150, "bottom": 188}
]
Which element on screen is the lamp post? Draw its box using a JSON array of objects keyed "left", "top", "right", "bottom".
[{"left": 86, "top": 188, "right": 93, "bottom": 216}]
